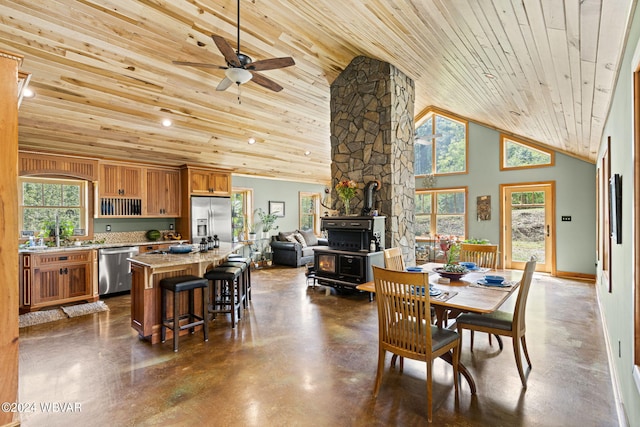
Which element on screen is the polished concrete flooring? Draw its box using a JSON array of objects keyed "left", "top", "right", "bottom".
[{"left": 18, "top": 266, "right": 619, "bottom": 426}]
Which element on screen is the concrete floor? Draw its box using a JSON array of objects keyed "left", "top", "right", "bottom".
[{"left": 18, "top": 266, "right": 619, "bottom": 426}]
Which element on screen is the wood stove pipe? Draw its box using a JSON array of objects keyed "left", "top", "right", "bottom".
[{"left": 361, "top": 180, "right": 381, "bottom": 216}]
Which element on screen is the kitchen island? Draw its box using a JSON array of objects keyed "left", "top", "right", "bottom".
[{"left": 128, "top": 242, "right": 243, "bottom": 344}]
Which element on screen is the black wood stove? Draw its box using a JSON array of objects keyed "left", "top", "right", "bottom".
[{"left": 313, "top": 216, "right": 385, "bottom": 289}]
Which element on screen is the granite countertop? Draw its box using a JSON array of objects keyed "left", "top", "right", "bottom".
[
  {"left": 128, "top": 242, "right": 242, "bottom": 268},
  {"left": 19, "top": 240, "right": 189, "bottom": 253}
]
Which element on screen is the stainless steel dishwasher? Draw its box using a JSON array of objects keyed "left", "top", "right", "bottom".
[{"left": 98, "top": 246, "right": 139, "bottom": 295}]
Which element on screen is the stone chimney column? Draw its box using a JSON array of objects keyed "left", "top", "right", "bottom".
[{"left": 330, "top": 56, "right": 416, "bottom": 264}]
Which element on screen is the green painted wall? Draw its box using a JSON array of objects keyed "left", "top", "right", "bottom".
[
  {"left": 597, "top": 2, "right": 640, "bottom": 425},
  {"left": 232, "top": 175, "right": 327, "bottom": 233},
  {"left": 418, "top": 121, "right": 596, "bottom": 275}
]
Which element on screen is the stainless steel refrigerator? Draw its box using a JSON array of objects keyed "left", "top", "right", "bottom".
[{"left": 190, "top": 196, "right": 232, "bottom": 243}]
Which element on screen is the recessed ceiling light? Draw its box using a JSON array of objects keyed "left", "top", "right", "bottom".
[
  {"left": 483, "top": 73, "right": 496, "bottom": 79},
  {"left": 22, "top": 87, "right": 35, "bottom": 98},
  {"left": 161, "top": 119, "right": 172, "bottom": 127},
  {"left": 304, "top": 150, "right": 311, "bottom": 156},
  {"left": 248, "top": 137, "right": 256, "bottom": 144}
]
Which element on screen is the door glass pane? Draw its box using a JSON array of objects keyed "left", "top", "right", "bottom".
[{"left": 511, "top": 191, "right": 545, "bottom": 262}]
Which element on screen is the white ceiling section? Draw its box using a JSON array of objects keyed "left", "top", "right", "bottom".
[{"left": 0, "top": 0, "right": 635, "bottom": 183}]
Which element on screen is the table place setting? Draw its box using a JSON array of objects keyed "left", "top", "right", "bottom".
[
  {"left": 411, "top": 285, "right": 458, "bottom": 301},
  {"left": 469, "top": 275, "right": 518, "bottom": 292}
]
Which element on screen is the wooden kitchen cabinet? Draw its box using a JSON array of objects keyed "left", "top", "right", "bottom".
[
  {"left": 20, "top": 249, "right": 98, "bottom": 313},
  {"left": 145, "top": 168, "right": 180, "bottom": 217},
  {"left": 99, "top": 162, "right": 143, "bottom": 198},
  {"left": 189, "top": 169, "right": 230, "bottom": 195}
]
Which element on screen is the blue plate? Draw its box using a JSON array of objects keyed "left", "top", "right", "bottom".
[
  {"left": 484, "top": 275, "right": 505, "bottom": 284},
  {"left": 406, "top": 266, "right": 423, "bottom": 272},
  {"left": 459, "top": 262, "right": 477, "bottom": 270},
  {"left": 477, "top": 279, "right": 507, "bottom": 287},
  {"left": 412, "top": 286, "right": 442, "bottom": 296}
]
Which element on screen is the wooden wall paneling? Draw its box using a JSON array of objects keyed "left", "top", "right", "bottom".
[{"left": 0, "top": 49, "right": 21, "bottom": 427}]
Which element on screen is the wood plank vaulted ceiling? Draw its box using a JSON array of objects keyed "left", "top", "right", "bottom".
[{"left": 0, "top": 0, "right": 635, "bottom": 184}]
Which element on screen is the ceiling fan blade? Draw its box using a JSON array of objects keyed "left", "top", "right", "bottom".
[
  {"left": 249, "top": 71, "right": 284, "bottom": 92},
  {"left": 247, "top": 57, "right": 295, "bottom": 71},
  {"left": 216, "top": 77, "right": 234, "bottom": 91},
  {"left": 172, "top": 61, "right": 226, "bottom": 69},
  {"left": 212, "top": 35, "right": 241, "bottom": 67}
]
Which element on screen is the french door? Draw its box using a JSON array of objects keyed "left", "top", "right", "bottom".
[{"left": 502, "top": 183, "right": 555, "bottom": 273}]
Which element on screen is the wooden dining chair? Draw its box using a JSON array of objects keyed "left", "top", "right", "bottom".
[
  {"left": 459, "top": 243, "right": 498, "bottom": 269},
  {"left": 455, "top": 259, "right": 537, "bottom": 387},
  {"left": 372, "top": 266, "right": 460, "bottom": 423},
  {"left": 458, "top": 243, "right": 500, "bottom": 344},
  {"left": 383, "top": 247, "right": 405, "bottom": 271}
]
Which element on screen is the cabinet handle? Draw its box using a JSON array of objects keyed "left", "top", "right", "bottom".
[{"left": 60, "top": 268, "right": 64, "bottom": 275}]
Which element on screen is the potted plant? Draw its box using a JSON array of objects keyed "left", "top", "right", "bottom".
[
  {"left": 255, "top": 208, "right": 279, "bottom": 238},
  {"left": 248, "top": 224, "right": 257, "bottom": 241}
]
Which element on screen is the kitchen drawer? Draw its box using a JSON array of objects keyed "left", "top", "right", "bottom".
[{"left": 31, "top": 251, "right": 92, "bottom": 267}]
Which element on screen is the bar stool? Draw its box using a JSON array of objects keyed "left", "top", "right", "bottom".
[
  {"left": 204, "top": 266, "right": 243, "bottom": 327},
  {"left": 160, "top": 275, "right": 209, "bottom": 352},
  {"left": 221, "top": 256, "right": 251, "bottom": 307}
]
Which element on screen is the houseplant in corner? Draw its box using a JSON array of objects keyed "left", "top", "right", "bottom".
[{"left": 255, "top": 208, "right": 279, "bottom": 238}]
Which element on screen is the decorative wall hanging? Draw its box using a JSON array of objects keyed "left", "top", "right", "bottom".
[{"left": 477, "top": 195, "right": 491, "bottom": 221}]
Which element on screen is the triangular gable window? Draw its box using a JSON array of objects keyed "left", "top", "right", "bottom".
[{"left": 501, "top": 135, "right": 554, "bottom": 170}]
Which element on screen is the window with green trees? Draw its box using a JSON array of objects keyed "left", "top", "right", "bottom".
[
  {"left": 19, "top": 177, "right": 87, "bottom": 238},
  {"left": 299, "top": 192, "right": 320, "bottom": 234},
  {"left": 231, "top": 188, "right": 253, "bottom": 241},
  {"left": 415, "top": 189, "right": 466, "bottom": 238},
  {"left": 415, "top": 111, "right": 467, "bottom": 176},
  {"left": 501, "top": 135, "right": 554, "bottom": 170}
]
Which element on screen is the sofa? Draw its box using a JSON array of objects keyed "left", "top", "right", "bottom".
[{"left": 270, "top": 229, "right": 329, "bottom": 267}]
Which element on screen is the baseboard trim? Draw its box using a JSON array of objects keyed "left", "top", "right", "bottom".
[
  {"left": 555, "top": 270, "right": 596, "bottom": 282},
  {"left": 595, "top": 277, "right": 629, "bottom": 427}
]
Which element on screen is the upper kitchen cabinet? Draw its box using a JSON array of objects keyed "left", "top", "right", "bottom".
[
  {"left": 188, "top": 168, "right": 231, "bottom": 196},
  {"left": 97, "top": 162, "right": 143, "bottom": 217},
  {"left": 145, "top": 168, "right": 180, "bottom": 217},
  {"left": 99, "top": 162, "right": 143, "bottom": 198}
]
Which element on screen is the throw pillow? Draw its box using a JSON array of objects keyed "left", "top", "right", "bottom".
[
  {"left": 293, "top": 232, "right": 307, "bottom": 248},
  {"left": 284, "top": 234, "right": 298, "bottom": 244},
  {"left": 278, "top": 231, "right": 294, "bottom": 242},
  {"left": 299, "top": 229, "right": 318, "bottom": 247}
]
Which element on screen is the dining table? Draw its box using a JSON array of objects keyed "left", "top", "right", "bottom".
[{"left": 356, "top": 262, "right": 524, "bottom": 394}]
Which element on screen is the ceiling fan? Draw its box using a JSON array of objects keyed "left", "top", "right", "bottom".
[{"left": 172, "top": 0, "right": 295, "bottom": 93}]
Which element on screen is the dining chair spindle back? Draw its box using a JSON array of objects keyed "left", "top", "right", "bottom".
[
  {"left": 372, "top": 266, "right": 460, "bottom": 422},
  {"left": 383, "top": 247, "right": 405, "bottom": 271},
  {"left": 459, "top": 243, "right": 498, "bottom": 269}
]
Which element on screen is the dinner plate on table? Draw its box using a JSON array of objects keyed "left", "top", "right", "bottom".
[
  {"left": 412, "top": 286, "right": 442, "bottom": 296},
  {"left": 477, "top": 279, "right": 508, "bottom": 287},
  {"left": 406, "top": 266, "right": 423, "bottom": 272}
]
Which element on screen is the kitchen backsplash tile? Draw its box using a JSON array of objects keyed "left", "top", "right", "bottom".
[{"left": 94, "top": 230, "right": 173, "bottom": 244}]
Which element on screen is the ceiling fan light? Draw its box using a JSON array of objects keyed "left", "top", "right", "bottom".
[{"left": 225, "top": 68, "right": 252, "bottom": 84}]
